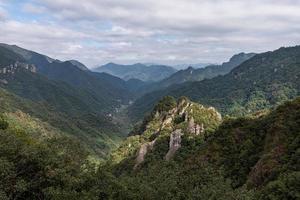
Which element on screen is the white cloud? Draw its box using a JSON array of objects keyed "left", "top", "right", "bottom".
[
  {"left": 22, "top": 3, "right": 47, "bottom": 14},
  {"left": 0, "top": 0, "right": 300, "bottom": 67},
  {"left": 0, "top": 6, "right": 6, "bottom": 21}
]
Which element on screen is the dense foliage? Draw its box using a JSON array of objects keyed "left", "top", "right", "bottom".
[
  {"left": 143, "top": 52, "right": 255, "bottom": 93},
  {"left": 0, "top": 95, "right": 299, "bottom": 199},
  {"left": 109, "top": 98, "right": 300, "bottom": 200},
  {"left": 0, "top": 114, "right": 133, "bottom": 199},
  {"left": 129, "top": 46, "right": 300, "bottom": 121},
  {"left": 0, "top": 87, "right": 123, "bottom": 157},
  {"left": 0, "top": 44, "right": 134, "bottom": 157},
  {"left": 0, "top": 43, "right": 299, "bottom": 199}
]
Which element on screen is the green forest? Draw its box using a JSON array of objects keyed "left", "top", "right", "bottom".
[{"left": 0, "top": 96, "right": 299, "bottom": 199}]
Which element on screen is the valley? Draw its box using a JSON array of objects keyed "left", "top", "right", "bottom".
[
  {"left": 1, "top": 0, "right": 300, "bottom": 199},
  {"left": 0, "top": 43, "right": 299, "bottom": 199}
]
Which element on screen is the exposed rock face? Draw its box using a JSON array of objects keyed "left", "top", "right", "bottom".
[
  {"left": 132, "top": 97, "right": 222, "bottom": 168},
  {"left": 187, "top": 116, "right": 204, "bottom": 135},
  {"left": 0, "top": 79, "right": 8, "bottom": 85},
  {"left": 0, "top": 61, "right": 36, "bottom": 75},
  {"left": 161, "top": 99, "right": 192, "bottom": 129},
  {"left": 178, "top": 101, "right": 191, "bottom": 116},
  {"left": 161, "top": 116, "right": 173, "bottom": 129},
  {"left": 134, "top": 139, "right": 157, "bottom": 169},
  {"left": 208, "top": 107, "right": 222, "bottom": 121},
  {"left": 165, "top": 129, "right": 183, "bottom": 161}
]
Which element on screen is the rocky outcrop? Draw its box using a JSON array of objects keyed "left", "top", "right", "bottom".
[
  {"left": 165, "top": 129, "right": 183, "bottom": 161},
  {"left": 208, "top": 107, "right": 222, "bottom": 121},
  {"left": 0, "top": 79, "right": 8, "bottom": 85},
  {"left": 187, "top": 116, "right": 204, "bottom": 135},
  {"left": 161, "top": 99, "right": 193, "bottom": 129},
  {"left": 134, "top": 139, "right": 157, "bottom": 169},
  {"left": 0, "top": 61, "right": 36, "bottom": 75},
  {"left": 161, "top": 115, "right": 173, "bottom": 129},
  {"left": 132, "top": 97, "right": 222, "bottom": 168}
]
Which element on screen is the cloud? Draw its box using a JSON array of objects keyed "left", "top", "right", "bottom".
[
  {"left": 22, "top": 3, "right": 47, "bottom": 14},
  {"left": 0, "top": 0, "right": 300, "bottom": 67},
  {"left": 0, "top": 6, "right": 6, "bottom": 21}
]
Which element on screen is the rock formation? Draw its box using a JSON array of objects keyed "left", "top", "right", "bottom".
[
  {"left": 0, "top": 61, "right": 36, "bottom": 75},
  {"left": 165, "top": 129, "right": 183, "bottom": 161},
  {"left": 187, "top": 116, "right": 204, "bottom": 135},
  {"left": 134, "top": 139, "right": 157, "bottom": 169},
  {"left": 132, "top": 97, "right": 222, "bottom": 168}
]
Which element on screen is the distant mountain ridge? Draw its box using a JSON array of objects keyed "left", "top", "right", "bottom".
[
  {"left": 0, "top": 43, "right": 138, "bottom": 156},
  {"left": 0, "top": 44, "right": 137, "bottom": 107},
  {"left": 94, "top": 62, "right": 177, "bottom": 82},
  {"left": 133, "top": 52, "right": 255, "bottom": 95},
  {"left": 129, "top": 46, "right": 300, "bottom": 121},
  {"left": 68, "top": 60, "right": 90, "bottom": 71},
  {"left": 159, "top": 52, "right": 256, "bottom": 88},
  {"left": 172, "top": 63, "right": 214, "bottom": 70}
]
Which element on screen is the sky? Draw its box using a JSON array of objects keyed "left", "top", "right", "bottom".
[{"left": 0, "top": 0, "right": 300, "bottom": 68}]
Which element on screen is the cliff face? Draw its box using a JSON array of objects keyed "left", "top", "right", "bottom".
[
  {"left": 0, "top": 61, "right": 36, "bottom": 74},
  {"left": 165, "top": 129, "right": 183, "bottom": 161},
  {"left": 120, "top": 96, "right": 222, "bottom": 169},
  {"left": 0, "top": 61, "right": 37, "bottom": 85}
]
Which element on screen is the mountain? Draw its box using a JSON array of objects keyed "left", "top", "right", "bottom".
[
  {"left": 0, "top": 44, "right": 135, "bottom": 110},
  {"left": 111, "top": 96, "right": 222, "bottom": 165},
  {"left": 67, "top": 59, "right": 90, "bottom": 71},
  {"left": 129, "top": 46, "right": 300, "bottom": 121},
  {"left": 0, "top": 44, "right": 137, "bottom": 156},
  {"left": 157, "top": 52, "right": 256, "bottom": 89},
  {"left": 1, "top": 94, "right": 298, "bottom": 199},
  {"left": 107, "top": 96, "right": 300, "bottom": 199},
  {"left": 172, "top": 63, "right": 214, "bottom": 70},
  {"left": 0, "top": 43, "right": 56, "bottom": 69},
  {"left": 0, "top": 85, "right": 126, "bottom": 157},
  {"left": 0, "top": 43, "right": 299, "bottom": 199},
  {"left": 94, "top": 62, "right": 177, "bottom": 82}
]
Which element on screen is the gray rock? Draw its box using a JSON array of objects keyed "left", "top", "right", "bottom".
[
  {"left": 134, "top": 139, "right": 157, "bottom": 169},
  {"left": 165, "top": 129, "right": 183, "bottom": 161}
]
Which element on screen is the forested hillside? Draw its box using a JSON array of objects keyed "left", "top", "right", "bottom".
[
  {"left": 155, "top": 52, "right": 255, "bottom": 89},
  {"left": 107, "top": 97, "right": 300, "bottom": 199},
  {"left": 1, "top": 0, "right": 299, "bottom": 199},
  {"left": 1, "top": 96, "right": 298, "bottom": 199},
  {"left": 0, "top": 44, "right": 134, "bottom": 156},
  {"left": 129, "top": 46, "right": 300, "bottom": 121}
]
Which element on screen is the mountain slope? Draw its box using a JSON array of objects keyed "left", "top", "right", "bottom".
[
  {"left": 2, "top": 95, "right": 298, "bottom": 199},
  {"left": 155, "top": 52, "right": 255, "bottom": 89},
  {"left": 68, "top": 59, "right": 90, "bottom": 71},
  {"left": 172, "top": 63, "right": 213, "bottom": 70},
  {"left": 0, "top": 78, "right": 123, "bottom": 157},
  {"left": 0, "top": 44, "right": 134, "bottom": 108},
  {"left": 129, "top": 46, "right": 300, "bottom": 121},
  {"left": 109, "top": 97, "right": 300, "bottom": 199},
  {"left": 94, "top": 62, "right": 177, "bottom": 82},
  {"left": 0, "top": 44, "right": 134, "bottom": 156}
]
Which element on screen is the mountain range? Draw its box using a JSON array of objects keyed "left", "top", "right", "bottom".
[
  {"left": 137, "top": 52, "right": 256, "bottom": 95},
  {"left": 107, "top": 96, "right": 300, "bottom": 199},
  {"left": 172, "top": 62, "right": 215, "bottom": 69},
  {"left": 94, "top": 62, "right": 177, "bottom": 82},
  {"left": 0, "top": 43, "right": 140, "bottom": 156},
  {"left": 129, "top": 46, "right": 300, "bottom": 121},
  {"left": 0, "top": 43, "right": 299, "bottom": 199}
]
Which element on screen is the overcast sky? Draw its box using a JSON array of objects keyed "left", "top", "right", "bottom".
[{"left": 0, "top": 0, "right": 300, "bottom": 68}]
